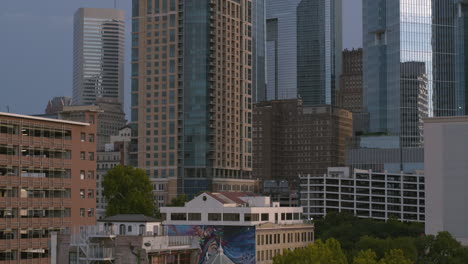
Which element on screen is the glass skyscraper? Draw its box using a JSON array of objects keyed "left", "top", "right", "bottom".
[
  {"left": 72, "top": 8, "right": 125, "bottom": 106},
  {"left": 265, "top": 0, "right": 342, "bottom": 106},
  {"left": 363, "top": 0, "right": 466, "bottom": 146}
]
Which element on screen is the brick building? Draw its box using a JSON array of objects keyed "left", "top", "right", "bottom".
[
  {"left": 0, "top": 112, "right": 96, "bottom": 262},
  {"left": 253, "top": 99, "right": 353, "bottom": 190}
]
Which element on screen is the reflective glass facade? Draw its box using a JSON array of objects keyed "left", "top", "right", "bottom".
[
  {"left": 266, "top": 0, "right": 342, "bottom": 106},
  {"left": 73, "top": 8, "right": 125, "bottom": 106},
  {"left": 363, "top": 0, "right": 465, "bottom": 146}
]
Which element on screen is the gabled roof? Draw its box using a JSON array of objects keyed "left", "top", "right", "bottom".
[
  {"left": 205, "top": 192, "right": 258, "bottom": 205},
  {"left": 98, "top": 214, "right": 159, "bottom": 223}
]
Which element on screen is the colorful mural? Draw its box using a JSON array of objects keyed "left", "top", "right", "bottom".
[{"left": 167, "top": 225, "right": 256, "bottom": 264}]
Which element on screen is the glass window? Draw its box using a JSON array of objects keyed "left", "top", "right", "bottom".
[
  {"left": 188, "top": 213, "right": 201, "bottom": 221},
  {"left": 208, "top": 213, "right": 222, "bottom": 221}
]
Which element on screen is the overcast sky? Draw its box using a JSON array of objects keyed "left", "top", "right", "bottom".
[{"left": 0, "top": 0, "right": 362, "bottom": 116}]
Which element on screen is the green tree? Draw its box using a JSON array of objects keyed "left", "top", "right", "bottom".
[
  {"left": 355, "top": 236, "right": 418, "bottom": 262},
  {"left": 273, "top": 239, "right": 348, "bottom": 264},
  {"left": 102, "top": 165, "right": 155, "bottom": 217},
  {"left": 378, "top": 249, "right": 412, "bottom": 264},
  {"left": 168, "top": 194, "right": 188, "bottom": 207},
  {"left": 352, "top": 250, "right": 378, "bottom": 264},
  {"left": 417, "top": 232, "right": 468, "bottom": 264}
]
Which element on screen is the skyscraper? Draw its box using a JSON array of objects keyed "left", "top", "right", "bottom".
[
  {"left": 131, "top": 0, "right": 255, "bottom": 203},
  {"left": 73, "top": 8, "right": 125, "bottom": 106},
  {"left": 363, "top": 0, "right": 463, "bottom": 146},
  {"left": 253, "top": 0, "right": 267, "bottom": 102},
  {"left": 265, "top": 0, "right": 342, "bottom": 105}
]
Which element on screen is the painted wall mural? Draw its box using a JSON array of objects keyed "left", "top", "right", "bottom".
[{"left": 167, "top": 225, "right": 256, "bottom": 264}]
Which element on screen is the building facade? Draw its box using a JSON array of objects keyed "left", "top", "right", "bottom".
[
  {"left": 60, "top": 99, "right": 126, "bottom": 151},
  {"left": 131, "top": 0, "right": 254, "bottom": 202},
  {"left": 0, "top": 112, "right": 96, "bottom": 262},
  {"left": 300, "top": 167, "right": 425, "bottom": 222},
  {"left": 44, "top": 96, "right": 73, "bottom": 115},
  {"left": 363, "top": 0, "right": 465, "bottom": 146},
  {"left": 161, "top": 192, "right": 314, "bottom": 264},
  {"left": 73, "top": 8, "right": 125, "bottom": 106},
  {"left": 424, "top": 116, "right": 468, "bottom": 245},
  {"left": 253, "top": 99, "right": 353, "bottom": 190},
  {"left": 265, "top": 0, "right": 342, "bottom": 105},
  {"left": 96, "top": 126, "right": 131, "bottom": 219}
]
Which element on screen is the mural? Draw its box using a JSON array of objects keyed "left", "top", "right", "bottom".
[{"left": 167, "top": 225, "right": 256, "bottom": 264}]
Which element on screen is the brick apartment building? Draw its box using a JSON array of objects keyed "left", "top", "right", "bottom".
[
  {"left": 253, "top": 99, "right": 353, "bottom": 190},
  {"left": 0, "top": 112, "right": 96, "bottom": 262}
]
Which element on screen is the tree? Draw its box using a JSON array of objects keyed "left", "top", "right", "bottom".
[
  {"left": 378, "top": 249, "right": 412, "bottom": 264},
  {"left": 102, "top": 165, "right": 155, "bottom": 217},
  {"left": 168, "top": 194, "right": 188, "bottom": 207},
  {"left": 273, "top": 239, "right": 348, "bottom": 264},
  {"left": 417, "top": 232, "right": 468, "bottom": 264},
  {"left": 353, "top": 250, "right": 377, "bottom": 264}
]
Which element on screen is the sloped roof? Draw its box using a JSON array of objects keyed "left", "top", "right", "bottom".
[
  {"left": 205, "top": 192, "right": 258, "bottom": 205},
  {"left": 98, "top": 214, "right": 159, "bottom": 223}
]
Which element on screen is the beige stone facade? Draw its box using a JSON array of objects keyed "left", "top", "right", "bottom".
[{"left": 255, "top": 223, "right": 315, "bottom": 264}]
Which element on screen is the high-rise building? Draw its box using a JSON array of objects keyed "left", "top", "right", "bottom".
[
  {"left": 363, "top": 0, "right": 463, "bottom": 146},
  {"left": 45, "top": 96, "right": 73, "bottom": 115},
  {"left": 265, "top": 0, "right": 342, "bottom": 105},
  {"left": 253, "top": 99, "right": 353, "bottom": 190},
  {"left": 253, "top": 0, "right": 266, "bottom": 102},
  {"left": 73, "top": 8, "right": 125, "bottom": 106},
  {"left": 424, "top": 116, "right": 468, "bottom": 245},
  {"left": 131, "top": 0, "right": 255, "bottom": 203},
  {"left": 0, "top": 112, "right": 97, "bottom": 262}
]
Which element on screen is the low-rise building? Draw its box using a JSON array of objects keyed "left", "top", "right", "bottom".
[
  {"left": 161, "top": 192, "right": 314, "bottom": 264},
  {"left": 300, "top": 167, "right": 425, "bottom": 222},
  {"left": 52, "top": 214, "right": 199, "bottom": 264}
]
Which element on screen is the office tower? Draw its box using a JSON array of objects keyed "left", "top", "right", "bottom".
[
  {"left": 265, "top": 0, "right": 342, "bottom": 105},
  {"left": 253, "top": 99, "right": 353, "bottom": 189},
  {"left": 253, "top": 0, "right": 267, "bottom": 102},
  {"left": 131, "top": 0, "right": 255, "bottom": 203},
  {"left": 300, "top": 167, "right": 425, "bottom": 222},
  {"left": 337, "top": 48, "right": 369, "bottom": 134},
  {"left": 73, "top": 8, "right": 125, "bottom": 106},
  {"left": 425, "top": 116, "right": 468, "bottom": 245},
  {"left": 363, "top": 0, "right": 462, "bottom": 146},
  {"left": 60, "top": 99, "right": 126, "bottom": 151},
  {"left": 45, "top": 96, "right": 73, "bottom": 115},
  {"left": 0, "top": 112, "right": 97, "bottom": 262}
]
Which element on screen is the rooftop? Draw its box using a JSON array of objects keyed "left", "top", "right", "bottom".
[
  {"left": 98, "top": 214, "right": 159, "bottom": 223},
  {"left": 0, "top": 112, "right": 89, "bottom": 126},
  {"left": 205, "top": 192, "right": 258, "bottom": 205}
]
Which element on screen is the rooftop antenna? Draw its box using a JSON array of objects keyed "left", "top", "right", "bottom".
[
  {"left": 114, "top": 0, "right": 117, "bottom": 8},
  {"left": 6, "top": 106, "right": 9, "bottom": 113}
]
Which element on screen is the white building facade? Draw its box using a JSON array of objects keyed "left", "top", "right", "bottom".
[
  {"left": 424, "top": 117, "right": 468, "bottom": 245},
  {"left": 300, "top": 167, "right": 425, "bottom": 222}
]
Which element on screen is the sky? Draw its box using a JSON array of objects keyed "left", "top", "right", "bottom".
[{"left": 0, "top": 0, "right": 362, "bottom": 116}]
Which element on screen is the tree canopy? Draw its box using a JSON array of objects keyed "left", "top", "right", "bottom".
[
  {"left": 168, "top": 194, "right": 188, "bottom": 207},
  {"left": 102, "top": 165, "right": 155, "bottom": 217}
]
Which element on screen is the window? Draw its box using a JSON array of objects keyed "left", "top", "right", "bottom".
[
  {"left": 88, "top": 115, "right": 95, "bottom": 124},
  {"left": 80, "top": 133, "right": 86, "bottom": 142},
  {"left": 88, "top": 208, "right": 94, "bottom": 217},
  {"left": 128, "top": 225, "right": 132, "bottom": 232},
  {"left": 261, "top": 213, "right": 269, "bottom": 221},
  {"left": 88, "top": 134, "right": 94, "bottom": 142},
  {"left": 80, "top": 208, "right": 85, "bottom": 217},
  {"left": 188, "top": 213, "right": 201, "bottom": 221},
  {"left": 244, "top": 213, "right": 259, "bottom": 221},
  {"left": 88, "top": 152, "right": 94, "bottom": 161},
  {"left": 87, "top": 189, "right": 94, "bottom": 198},
  {"left": 80, "top": 189, "right": 85, "bottom": 199},
  {"left": 80, "top": 170, "right": 85, "bottom": 180},
  {"left": 88, "top": 171, "right": 94, "bottom": 179},
  {"left": 223, "top": 213, "right": 240, "bottom": 221},
  {"left": 139, "top": 224, "right": 146, "bottom": 235},
  {"left": 171, "top": 213, "right": 187, "bottom": 221},
  {"left": 80, "top": 152, "right": 85, "bottom": 160},
  {"left": 208, "top": 213, "right": 222, "bottom": 221}
]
